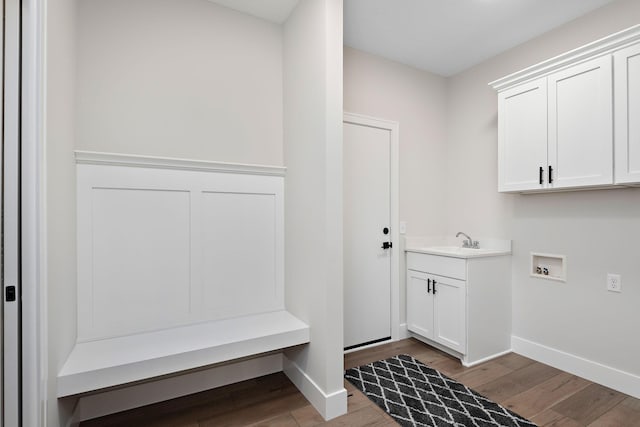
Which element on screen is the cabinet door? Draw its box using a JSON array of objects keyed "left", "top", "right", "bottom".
[
  {"left": 548, "top": 56, "right": 613, "bottom": 188},
  {"left": 406, "top": 270, "right": 434, "bottom": 339},
  {"left": 614, "top": 43, "right": 640, "bottom": 184},
  {"left": 432, "top": 274, "right": 466, "bottom": 354},
  {"left": 498, "top": 78, "right": 548, "bottom": 192}
]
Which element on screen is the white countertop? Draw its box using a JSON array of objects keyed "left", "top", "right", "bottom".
[
  {"left": 404, "top": 236, "right": 512, "bottom": 259},
  {"left": 405, "top": 246, "right": 511, "bottom": 259}
]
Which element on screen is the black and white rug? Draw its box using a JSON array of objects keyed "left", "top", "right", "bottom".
[{"left": 345, "top": 354, "right": 537, "bottom": 427}]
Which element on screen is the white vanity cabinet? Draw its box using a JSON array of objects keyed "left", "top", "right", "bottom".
[
  {"left": 406, "top": 250, "right": 511, "bottom": 366},
  {"left": 407, "top": 257, "right": 466, "bottom": 354}
]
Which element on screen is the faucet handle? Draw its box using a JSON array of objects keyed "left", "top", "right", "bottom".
[{"left": 472, "top": 240, "right": 480, "bottom": 249}]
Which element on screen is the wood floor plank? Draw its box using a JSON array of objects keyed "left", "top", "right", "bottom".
[
  {"left": 290, "top": 404, "right": 325, "bottom": 427},
  {"left": 530, "top": 408, "right": 567, "bottom": 426},
  {"left": 409, "top": 347, "right": 450, "bottom": 366},
  {"left": 551, "top": 383, "right": 627, "bottom": 425},
  {"left": 198, "top": 388, "right": 308, "bottom": 427},
  {"left": 142, "top": 414, "right": 200, "bottom": 427},
  {"left": 427, "top": 356, "right": 470, "bottom": 378},
  {"left": 245, "top": 414, "right": 300, "bottom": 427},
  {"left": 501, "top": 372, "right": 592, "bottom": 418},
  {"left": 344, "top": 338, "right": 430, "bottom": 370},
  {"left": 323, "top": 406, "right": 389, "bottom": 427},
  {"left": 344, "top": 388, "right": 375, "bottom": 413},
  {"left": 474, "top": 361, "right": 561, "bottom": 403},
  {"left": 587, "top": 397, "right": 640, "bottom": 427},
  {"left": 545, "top": 417, "right": 584, "bottom": 427},
  {"left": 621, "top": 396, "right": 640, "bottom": 411},
  {"left": 493, "top": 352, "right": 537, "bottom": 371},
  {"left": 452, "top": 360, "right": 513, "bottom": 388}
]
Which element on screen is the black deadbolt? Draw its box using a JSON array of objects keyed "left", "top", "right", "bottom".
[
  {"left": 383, "top": 227, "right": 389, "bottom": 235},
  {"left": 5, "top": 286, "right": 16, "bottom": 302}
]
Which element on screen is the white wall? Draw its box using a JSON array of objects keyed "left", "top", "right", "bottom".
[
  {"left": 283, "top": 0, "right": 347, "bottom": 420},
  {"left": 45, "top": 0, "right": 78, "bottom": 425},
  {"left": 446, "top": 0, "right": 640, "bottom": 377},
  {"left": 76, "top": 0, "right": 284, "bottom": 165},
  {"left": 344, "top": 47, "right": 448, "bottom": 238}
]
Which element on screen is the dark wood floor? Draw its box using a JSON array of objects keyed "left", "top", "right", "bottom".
[{"left": 82, "top": 338, "right": 640, "bottom": 426}]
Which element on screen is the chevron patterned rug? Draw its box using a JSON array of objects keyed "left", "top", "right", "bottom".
[{"left": 345, "top": 354, "right": 537, "bottom": 427}]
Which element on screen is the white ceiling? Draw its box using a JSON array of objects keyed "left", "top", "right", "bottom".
[
  {"left": 344, "top": 0, "right": 616, "bottom": 76},
  {"left": 207, "top": 0, "right": 299, "bottom": 24},
  {"left": 208, "top": 0, "right": 616, "bottom": 76}
]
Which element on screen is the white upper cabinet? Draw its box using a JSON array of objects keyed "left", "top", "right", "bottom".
[
  {"left": 491, "top": 25, "right": 640, "bottom": 193},
  {"left": 498, "top": 78, "right": 548, "bottom": 192},
  {"left": 497, "top": 58, "right": 613, "bottom": 192},
  {"left": 547, "top": 56, "right": 613, "bottom": 189},
  {"left": 614, "top": 43, "right": 640, "bottom": 184}
]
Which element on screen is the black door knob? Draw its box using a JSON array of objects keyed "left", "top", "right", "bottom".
[
  {"left": 381, "top": 242, "right": 392, "bottom": 249},
  {"left": 383, "top": 227, "right": 389, "bottom": 235}
]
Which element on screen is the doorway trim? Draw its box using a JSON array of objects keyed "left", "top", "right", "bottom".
[
  {"left": 21, "top": 0, "right": 46, "bottom": 425},
  {"left": 343, "top": 112, "right": 400, "bottom": 343}
]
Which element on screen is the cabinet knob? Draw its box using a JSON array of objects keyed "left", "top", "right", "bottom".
[
  {"left": 548, "top": 165, "right": 553, "bottom": 184},
  {"left": 433, "top": 279, "right": 437, "bottom": 294},
  {"left": 427, "top": 278, "right": 431, "bottom": 293}
]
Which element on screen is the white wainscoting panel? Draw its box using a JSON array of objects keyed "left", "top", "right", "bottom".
[
  {"left": 77, "top": 153, "right": 285, "bottom": 341},
  {"left": 200, "top": 192, "right": 280, "bottom": 317},
  {"left": 91, "top": 188, "right": 192, "bottom": 339}
]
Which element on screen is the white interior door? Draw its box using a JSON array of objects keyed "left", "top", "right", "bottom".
[
  {"left": 343, "top": 121, "right": 391, "bottom": 349},
  {"left": 3, "top": 0, "right": 22, "bottom": 424}
]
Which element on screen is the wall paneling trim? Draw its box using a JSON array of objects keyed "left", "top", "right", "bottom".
[{"left": 76, "top": 151, "right": 286, "bottom": 341}]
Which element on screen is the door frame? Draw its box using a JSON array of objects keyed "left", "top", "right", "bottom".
[
  {"left": 3, "top": 0, "right": 23, "bottom": 424},
  {"left": 17, "top": 0, "right": 46, "bottom": 425},
  {"left": 343, "top": 112, "right": 400, "bottom": 343}
]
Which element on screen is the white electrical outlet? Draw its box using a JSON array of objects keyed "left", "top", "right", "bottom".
[
  {"left": 607, "top": 273, "right": 621, "bottom": 293},
  {"left": 399, "top": 221, "right": 407, "bottom": 234}
]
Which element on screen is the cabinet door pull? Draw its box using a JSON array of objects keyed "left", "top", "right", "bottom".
[
  {"left": 539, "top": 166, "right": 544, "bottom": 185},
  {"left": 427, "top": 278, "right": 431, "bottom": 293},
  {"left": 433, "top": 279, "right": 437, "bottom": 294},
  {"left": 548, "top": 165, "right": 553, "bottom": 184}
]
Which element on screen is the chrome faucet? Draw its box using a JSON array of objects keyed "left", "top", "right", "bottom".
[{"left": 456, "top": 232, "right": 479, "bottom": 249}]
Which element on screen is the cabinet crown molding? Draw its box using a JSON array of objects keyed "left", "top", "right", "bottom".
[
  {"left": 74, "top": 150, "right": 287, "bottom": 176},
  {"left": 489, "top": 24, "right": 640, "bottom": 91}
]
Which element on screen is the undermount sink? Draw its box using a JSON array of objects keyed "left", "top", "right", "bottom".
[{"left": 408, "top": 246, "right": 510, "bottom": 258}]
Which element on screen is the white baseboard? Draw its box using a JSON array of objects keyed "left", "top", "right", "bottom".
[
  {"left": 283, "top": 356, "right": 347, "bottom": 421},
  {"left": 512, "top": 336, "right": 640, "bottom": 399},
  {"left": 72, "top": 353, "right": 283, "bottom": 422}
]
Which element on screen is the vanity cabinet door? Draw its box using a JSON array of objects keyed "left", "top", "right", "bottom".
[
  {"left": 614, "top": 43, "right": 640, "bottom": 184},
  {"left": 547, "top": 56, "right": 613, "bottom": 188},
  {"left": 498, "top": 78, "right": 548, "bottom": 192},
  {"left": 432, "top": 275, "right": 467, "bottom": 354},
  {"left": 407, "top": 270, "right": 434, "bottom": 340}
]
